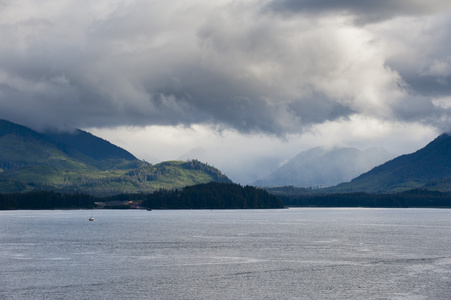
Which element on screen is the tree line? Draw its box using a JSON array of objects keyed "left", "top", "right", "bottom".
[
  {"left": 281, "top": 189, "right": 451, "bottom": 208},
  {"left": 0, "top": 182, "right": 283, "bottom": 210},
  {"left": 2, "top": 185, "right": 450, "bottom": 210},
  {"left": 0, "top": 191, "right": 96, "bottom": 210},
  {"left": 140, "top": 182, "right": 283, "bottom": 209}
]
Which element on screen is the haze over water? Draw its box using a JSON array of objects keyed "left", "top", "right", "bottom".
[{"left": 1, "top": 208, "right": 450, "bottom": 299}]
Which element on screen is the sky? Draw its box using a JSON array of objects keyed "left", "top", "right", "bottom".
[{"left": 1, "top": 0, "right": 451, "bottom": 184}]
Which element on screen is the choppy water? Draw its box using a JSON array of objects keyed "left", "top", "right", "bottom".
[{"left": 0, "top": 208, "right": 450, "bottom": 299}]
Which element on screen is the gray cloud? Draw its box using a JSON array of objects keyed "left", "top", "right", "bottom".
[
  {"left": 0, "top": 0, "right": 450, "bottom": 135},
  {"left": 265, "top": 0, "right": 451, "bottom": 25}
]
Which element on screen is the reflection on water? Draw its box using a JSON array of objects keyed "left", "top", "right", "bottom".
[{"left": 0, "top": 208, "right": 450, "bottom": 299}]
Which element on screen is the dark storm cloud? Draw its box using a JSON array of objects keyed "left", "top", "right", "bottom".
[
  {"left": 265, "top": 0, "right": 451, "bottom": 25},
  {"left": 403, "top": 76, "right": 451, "bottom": 98},
  {"left": 0, "top": 0, "right": 450, "bottom": 134},
  {"left": 377, "top": 13, "right": 451, "bottom": 106},
  {"left": 0, "top": 0, "right": 360, "bottom": 133}
]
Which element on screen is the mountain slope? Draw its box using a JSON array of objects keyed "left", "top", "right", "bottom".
[
  {"left": 45, "top": 129, "right": 136, "bottom": 162},
  {"left": 254, "top": 146, "right": 393, "bottom": 188},
  {"left": 330, "top": 134, "right": 451, "bottom": 193},
  {"left": 0, "top": 119, "right": 231, "bottom": 195},
  {"left": 0, "top": 120, "right": 90, "bottom": 171}
]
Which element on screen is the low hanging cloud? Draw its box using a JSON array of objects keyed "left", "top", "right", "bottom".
[{"left": 1, "top": 0, "right": 451, "bottom": 134}]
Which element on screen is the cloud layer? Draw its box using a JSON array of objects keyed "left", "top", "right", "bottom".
[
  {"left": 1, "top": 0, "right": 451, "bottom": 134},
  {"left": 265, "top": 0, "right": 451, "bottom": 24}
]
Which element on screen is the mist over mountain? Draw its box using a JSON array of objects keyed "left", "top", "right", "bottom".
[
  {"left": 178, "top": 147, "right": 209, "bottom": 162},
  {"left": 330, "top": 133, "right": 451, "bottom": 193},
  {"left": 178, "top": 147, "right": 283, "bottom": 184},
  {"left": 254, "top": 146, "right": 394, "bottom": 188}
]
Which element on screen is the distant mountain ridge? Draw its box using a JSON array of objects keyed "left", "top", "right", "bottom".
[
  {"left": 0, "top": 119, "right": 231, "bottom": 195},
  {"left": 329, "top": 133, "right": 451, "bottom": 193},
  {"left": 254, "top": 146, "right": 393, "bottom": 188}
]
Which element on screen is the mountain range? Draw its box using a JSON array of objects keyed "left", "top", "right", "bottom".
[
  {"left": 253, "top": 146, "right": 394, "bottom": 188},
  {"left": 3, "top": 118, "right": 451, "bottom": 196},
  {"left": 328, "top": 133, "right": 451, "bottom": 193},
  {"left": 0, "top": 119, "right": 231, "bottom": 195}
]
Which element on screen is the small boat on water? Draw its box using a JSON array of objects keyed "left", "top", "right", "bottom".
[{"left": 89, "top": 217, "right": 95, "bottom": 221}]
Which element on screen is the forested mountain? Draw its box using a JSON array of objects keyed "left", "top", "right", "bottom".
[
  {"left": 254, "top": 146, "right": 393, "bottom": 188},
  {"left": 329, "top": 133, "right": 451, "bottom": 193},
  {"left": 0, "top": 119, "right": 135, "bottom": 168},
  {"left": 45, "top": 129, "right": 136, "bottom": 162},
  {"left": 0, "top": 119, "right": 231, "bottom": 195}
]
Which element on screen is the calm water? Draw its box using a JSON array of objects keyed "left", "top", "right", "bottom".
[{"left": 0, "top": 208, "right": 450, "bottom": 299}]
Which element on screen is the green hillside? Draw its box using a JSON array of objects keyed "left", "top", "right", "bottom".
[
  {"left": 45, "top": 129, "right": 137, "bottom": 162},
  {"left": 0, "top": 119, "right": 231, "bottom": 195}
]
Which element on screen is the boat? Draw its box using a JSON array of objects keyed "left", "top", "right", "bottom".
[
  {"left": 147, "top": 208, "right": 152, "bottom": 211},
  {"left": 89, "top": 217, "right": 95, "bottom": 221}
]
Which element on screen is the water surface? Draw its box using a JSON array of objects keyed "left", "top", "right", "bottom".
[{"left": 1, "top": 208, "right": 450, "bottom": 299}]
